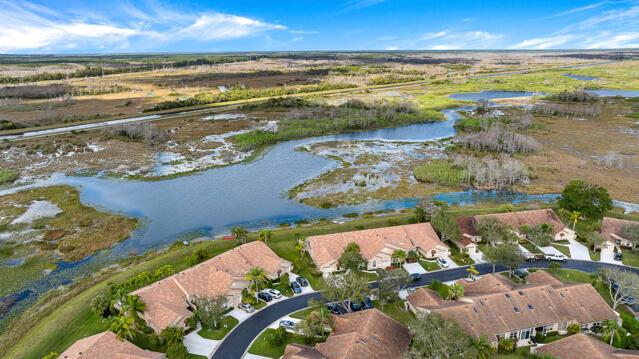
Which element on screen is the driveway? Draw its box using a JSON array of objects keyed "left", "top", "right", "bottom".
[
  {"left": 601, "top": 244, "right": 622, "bottom": 264},
  {"left": 184, "top": 325, "right": 219, "bottom": 358},
  {"left": 289, "top": 273, "right": 315, "bottom": 294},
  {"left": 539, "top": 245, "right": 565, "bottom": 257},
  {"left": 567, "top": 239, "right": 591, "bottom": 261},
  {"left": 403, "top": 262, "right": 427, "bottom": 275},
  {"left": 442, "top": 256, "right": 460, "bottom": 269},
  {"left": 214, "top": 260, "right": 639, "bottom": 359},
  {"left": 469, "top": 249, "right": 485, "bottom": 263}
]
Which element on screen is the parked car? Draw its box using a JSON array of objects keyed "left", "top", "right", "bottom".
[
  {"left": 524, "top": 252, "right": 543, "bottom": 261},
  {"left": 410, "top": 273, "right": 422, "bottom": 282},
  {"left": 615, "top": 252, "right": 623, "bottom": 261},
  {"left": 514, "top": 269, "right": 529, "bottom": 278},
  {"left": 327, "top": 302, "right": 348, "bottom": 315},
  {"left": 349, "top": 300, "right": 364, "bottom": 312},
  {"left": 544, "top": 253, "right": 567, "bottom": 262},
  {"left": 296, "top": 276, "right": 310, "bottom": 287},
  {"left": 279, "top": 320, "right": 296, "bottom": 330},
  {"left": 258, "top": 291, "right": 273, "bottom": 302},
  {"left": 362, "top": 296, "right": 374, "bottom": 309},
  {"left": 436, "top": 257, "right": 449, "bottom": 268},
  {"left": 238, "top": 303, "right": 255, "bottom": 313},
  {"left": 266, "top": 289, "right": 282, "bottom": 299},
  {"left": 290, "top": 281, "right": 302, "bottom": 294},
  {"left": 407, "top": 287, "right": 417, "bottom": 294}
]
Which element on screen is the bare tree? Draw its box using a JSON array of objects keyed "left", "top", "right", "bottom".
[{"left": 599, "top": 267, "right": 639, "bottom": 310}]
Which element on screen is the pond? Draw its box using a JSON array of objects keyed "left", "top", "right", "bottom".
[
  {"left": 586, "top": 89, "right": 639, "bottom": 98},
  {"left": 448, "top": 91, "right": 537, "bottom": 102},
  {"left": 563, "top": 73, "right": 598, "bottom": 81}
]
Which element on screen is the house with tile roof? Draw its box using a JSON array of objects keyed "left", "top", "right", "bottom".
[
  {"left": 132, "top": 241, "right": 292, "bottom": 333},
  {"left": 602, "top": 217, "right": 639, "bottom": 249},
  {"left": 534, "top": 332, "right": 639, "bottom": 359},
  {"left": 58, "top": 331, "right": 164, "bottom": 359},
  {"left": 305, "top": 223, "right": 450, "bottom": 276},
  {"left": 458, "top": 209, "right": 575, "bottom": 247},
  {"left": 406, "top": 273, "right": 618, "bottom": 348},
  {"left": 282, "top": 309, "right": 411, "bottom": 359}
]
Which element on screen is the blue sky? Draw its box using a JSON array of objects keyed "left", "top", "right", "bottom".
[{"left": 1, "top": 0, "right": 639, "bottom": 53}]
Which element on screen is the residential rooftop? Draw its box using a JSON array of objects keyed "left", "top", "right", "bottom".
[
  {"left": 536, "top": 332, "right": 639, "bottom": 359},
  {"left": 58, "top": 331, "right": 164, "bottom": 359}
]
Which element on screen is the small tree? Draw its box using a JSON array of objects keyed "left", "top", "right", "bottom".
[
  {"left": 469, "top": 336, "right": 494, "bottom": 359},
  {"left": 599, "top": 267, "right": 639, "bottom": 310},
  {"left": 476, "top": 217, "right": 514, "bottom": 246},
  {"left": 447, "top": 283, "right": 465, "bottom": 300},
  {"left": 484, "top": 242, "right": 523, "bottom": 277},
  {"left": 584, "top": 231, "right": 605, "bottom": 250},
  {"left": 602, "top": 319, "right": 626, "bottom": 346},
  {"left": 187, "top": 248, "right": 208, "bottom": 266},
  {"left": 406, "top": 312, "right": 472, "bottom": 358},
  {"left": 110, "top": 315, "right": 136, "bottom": 340},
  {"left": 91, "top": 294, "right": 111, "bottom": 318},
  {"left": 467, "top": 264, "right": 479, "bottom": 279},
  {"left": 569, "top": 211, "right": 581, "bottom": 231},
  {"left": 194, "top": 296, "right": 228, "bottom": 329},
  {"left": 376, "top": 269, "right": 411, "bottom": 310},
  {"left": 161, "top": 327, "right": 187, "bottom": 359},
  {"left": 621, "top": 224, "right": 639, "bottom": 249},
  {"left": 267, "top": 326, "right": 288, "bottom": 345},
  {"left": 521, "top": 224, "right": 554, "bottom": 247},
  {"left": 558, "top": 180, "right": 613, "bottom": 219},
  {"left": 567, "top": 323, "right": 581, "bottom": 335},
  {"left": 231, "top": 226, "right": 249, "bottom": 244},
  {"left": 295, "top": 234, "right": 307, "bottom": 259},
  {"left": 324, "top": 272, "right": 371, "bottom": 310},
  {"left": 296, "top": 306, "right": 333, "bottom": 343},
  {"left": 338, "top": 242, "right": 367, "bottom": 271}
]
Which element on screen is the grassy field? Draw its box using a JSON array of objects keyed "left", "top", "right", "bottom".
[
  {"left": 248, "top": 329, "right": 308, "bottom": 358},
  {"left": 198, "top": 316, "right": 239, "bottom": 340}
]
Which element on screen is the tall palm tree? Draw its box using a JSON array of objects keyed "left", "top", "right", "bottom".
[
  {"left": 244, "top": 266, "right": 267, "bottom": 293},
  {"left": 602, "top": 319, "right": 625, "bottom": 346},
  {"left": 110, "top": 315, "right": 136, "bottom": 340},
  {"left": 231, "top": 227, "right": 248, "bottom": 244},
  {"left": 258, "top": 229, "right": 273, "bottom": 245},
  {"left": 467, "top": 265, "right": 479, "bottom": 279},
  {"left": 295, "top": 237, "right": 306, "bottom": 259},
  {"left": 569, "top": 211, "right": 581, "bottom": 231},
  {"left": 470, "top": 336, "right": 494, "bottom": 359},
  {"left": 121, "top": 294, "right": 146, "bottom": 325},
  {"left": 391, "top": 250, "right": 407, "bottom": 266}
]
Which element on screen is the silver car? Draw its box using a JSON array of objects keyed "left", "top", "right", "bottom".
[
  {"left": 238, "top": 303, "right": 255, "bottom": 313},
  {"left": 436, "top": 257, "right": 449, "bottom": 268}
]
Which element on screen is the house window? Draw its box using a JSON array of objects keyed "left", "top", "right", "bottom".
[
  {"left": 542, "top": 324, "right": 553, "bottom": 334},
  {"left": 510, "top": 332, "right": 518, "bottom": 340},
  {"left": 372, "top": 260, "right": 376, "bottom": 268},
  {"left": 520, "top": 329, "right": 532, "bottom": 340},
  {"left": 558, "top": 322, "right": 567, "bottom": 331}
]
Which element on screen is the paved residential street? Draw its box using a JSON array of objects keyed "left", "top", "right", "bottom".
[{"left": 213, "top": 260, "right": 639, "bottom": 359}]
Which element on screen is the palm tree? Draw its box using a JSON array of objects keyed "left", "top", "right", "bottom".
[
  {"left": 258, "top": 229, "right": 273, "bottom": 245},
  {"left": 295, "top": 234, "right": 307, "bottom": 259},
  {"left": 470, "top": 336, "right": 494, "bottom": 359},
  {"left": 569, "top": 211, "right": 581, "bottom": 231},
  {"left": 121, "top": 294, "right": 145, "bottom": 325},
  {"left": 447, "top": 283, "right": 465, "bottom": 301},
  {"left": 467, "top": 264, "right": 479, "bottom": 279},
  {"left": 602, "top": 319, "right": 625, "bottom": 346},
  {"left": 231, "top": 227, "right": 248, "bottom": 244},
  {"left": 244, "top": 266, "right": 267, "bottom": 293},
  {"left": 391, "top": 249, "right": 407, "bottom": 266},
  {"left": 110, "top": 289, "right": 125, "bottom": 313},
  {"left": 110, "top": 315, "right": 136, "bottom": 340}
]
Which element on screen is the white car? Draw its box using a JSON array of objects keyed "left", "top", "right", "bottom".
[
  {"left": 544, "top": 253, "right": 567, "bottom": 262},
  {"left": 266, "top": 289, "right": 282, "bottom": 299},
  {"left": 436, "top": 257, "right": 450, "bottom": 268}
]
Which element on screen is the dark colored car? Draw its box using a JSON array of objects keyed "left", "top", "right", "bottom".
[
  {"left": 615, "top": 252, "right": 623, "bottom": 261},
  {"left": 290, "top": 281, "right": 302, "bottom": 294},
  {"left": 410, "top": 273, "right": 422, "bottom": 282},
  {"left": 362, "top": 296, "right": 374, "bottom": 309},
  {"left": 258, "top": 291, "right": 273, "bottom": 302},
  {"left": 327, "top": 302, "right": 348, "bottom": 315},
  {"left": 349, "top": 300, "right": 363, "bottom": 312},
  {"left": 296, "top": 277, "right": 310, "bottom": 287}
]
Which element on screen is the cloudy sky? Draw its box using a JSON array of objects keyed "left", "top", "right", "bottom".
[{"left": 1, "top": 0, "right": 639, "bottom": 53}]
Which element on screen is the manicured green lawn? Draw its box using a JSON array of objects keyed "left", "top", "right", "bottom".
[
  {"left": 519, "top": 240, "right": 541, "bottom": 254},
  {"left": 447, "top": 241, "right": 474, "bottom": 266},
  {"left": 419, "top": 259, "right": 441, "bottom": 271},
  {"left": 198, "top": 316, "right": 239, "bottom": 340},
  {"left": 289, "top": 306, "right": 320, "bottom": 320},
  {"left": 373, "top": 301, "right": 414, "bottom": 324},
  {"left": 622, "top": 250, "right": 639, "bottom": 267},
  {"left": 248, "top": 329, "right": 308, "bottom": 358},
  {"left": 551, "top": 244, "right": 571, "bottom": 258},
  {"left": 550, "top": 269, "right": 613, "bottom": 305},
  {"left": 187, "top": 354, "right": 208, "bottom": 359}
]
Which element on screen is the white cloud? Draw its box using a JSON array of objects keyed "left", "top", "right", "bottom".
[
  {"left": 385, "top": 46, "right": 399, "bottom": 50},
  {"left": 410, "top": 30, "right": 503, "bottom": 50},
  {"left": 540, "top": 1, "right": 610, "bottom": 20},
  {"left": 510, "top": 35, "right": 575, "bottom": 49},
  {"left": 289, "top": 30, "right": 318, "bottom": 35},
  {"left": 0, "top": 1, "right": 287, "bottom": 53},
  {"left": 174, "top": 13, "right": 285, "bottom": 41},
  {"left": 584, "top": 31, "right": 639, "bottom": 48}
]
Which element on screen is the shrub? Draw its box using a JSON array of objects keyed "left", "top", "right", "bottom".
[
  {"left": 0, "top": 169, "right": 19, "bottom": 185},
  {"left": 567, "top": 323, "right": 580, "bottom": 335}
]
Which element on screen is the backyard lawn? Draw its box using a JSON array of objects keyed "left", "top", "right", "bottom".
[
  {"left": 373, "top": 301, "right": 414, "bottom": 324},
  {"left": 198, "top": 316, "right": 239, "bottom": 340},
  {"left": 248, "top": 329, "right": 308, "bottom": 358}
]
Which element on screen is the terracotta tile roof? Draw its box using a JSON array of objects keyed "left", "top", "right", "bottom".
[
  {"left": 133, "top": 241, "right": 290, "bottom": 332},
  {"left": 412, "top": 274, "right": 617, "bottom": 341},
  {"left": 306, "top": 223, "right": 447, "bottom": 268},
  {"left": 602, "top": 217, "right": 639, "bottom": 244},
  {"left": 474, "top": 209, "right": 566, "bottom": 235},
  {"left": 536, "top": 333, "right": 639, "bottom": 359},
  {"left": 406, "top": 288, "right": 444, "bottom": 309},
  {"left": 527, "top": 270, "right": 564, "bottom": 286},
  {"left": 283, "top": 344, "right": 327, "bottom": 359},
  {"left": 132, "top": 278, "right": 192, "bottom": 330},
  {"left": 58, "top": 331, "right": 164, "bottom": 359},
  {"left": 457, "top": 274, "right": 514, "bottom": 295},
  {"left": 313, "top": 309, "right": 411, "bottom": 359},
  {"left": 457, "top": 216, "right": 478, "bottom": 237}
]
